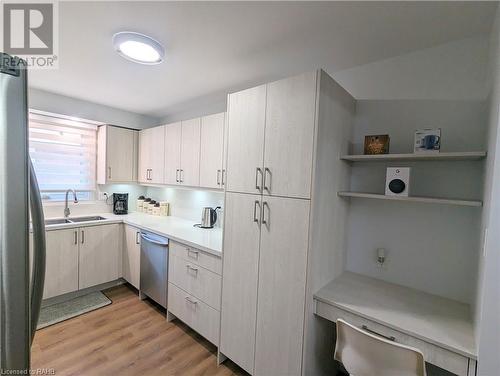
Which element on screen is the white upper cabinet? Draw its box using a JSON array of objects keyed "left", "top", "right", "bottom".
[
  {"left": 226, "top": 85, "right": 267, "bottom": 195},
  {"left": 263, "top": 71, "right": 317, "bottom": 199},
  {"left": 199, "top": 112, "right": 225, "bottom": 189},
  {"left": 164, "top": 122, "right": 182, "bottom": 185},
  {"left": 97, "top": 125, "right": 138, "bottom": 184},
  {"left": 139, "top": 125, "right": 165, "bottom": 184},
  {"left": 180, "top": 118, "right": 201, "bottom": 187}
]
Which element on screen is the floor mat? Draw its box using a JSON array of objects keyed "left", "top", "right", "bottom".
[{"left": 37, "top": 291, "right": 111, "bottom": 329}]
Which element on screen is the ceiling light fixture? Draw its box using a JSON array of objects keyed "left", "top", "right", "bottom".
[{"left": 112, "top": 31, "right": 165, "bottom": 65}]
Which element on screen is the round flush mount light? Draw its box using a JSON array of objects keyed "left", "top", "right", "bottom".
[{"left": 112, "top": 31, "right": 165, "bottom": 65}]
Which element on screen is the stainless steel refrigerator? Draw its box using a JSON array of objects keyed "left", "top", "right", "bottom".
[{"left": 0, "top": 52, "right": 46, "bottom": 370}]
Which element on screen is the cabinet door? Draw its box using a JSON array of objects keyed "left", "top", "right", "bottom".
[
  {"left": 138, "top": 128, "right": 151, "bottom": 183},
  {"left": 79, "top": 224, "right": 121, "bottom": 289},
  {"left": 220, "top": 192, "right": 262, "bottom": 374},
  {"left": 107, "top": 126, "right": 138, "bottom": 182},
  {"left": 123, "top": 224, "right": 141, "bottom": 289},
  {"left": 180, "top": 118, "right": 201, "bottom": 186},
  {"left": 199, "top": 112, "right": 225, "bottom": 189},
  {"left": 149, "top": 125, "right": 165, "bottom": 184},
  {"left": 264, "top": 71, "right": 317, "bottom": 199},
  {"left": 43, "top": 229, "right": 79, "bottom": 299},
  {"left": 254, "top": 196, "right": 310, "bottom": 375},
  {"left": 164, "top": 122, "right": 182, "bottom": 185},
  {"left": 226, "top": 85, "right": 266, "bottom": 195}
]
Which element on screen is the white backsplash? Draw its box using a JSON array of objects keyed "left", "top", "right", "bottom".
[
  {"left": 145, "top": 186, "right": 224, "bottom": 226},
  {"left": 42, "top": 184, "right": 225, "bottom": 228}
]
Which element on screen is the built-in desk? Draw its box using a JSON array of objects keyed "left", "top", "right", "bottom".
[{"left": 314, "top": 272, "right": 477, "bottom": 376}]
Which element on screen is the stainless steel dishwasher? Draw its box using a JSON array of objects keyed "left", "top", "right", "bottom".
[{"left": 140, "top": 231, "right": 168, "bottom": 308}]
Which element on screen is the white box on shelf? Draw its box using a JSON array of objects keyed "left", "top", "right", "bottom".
[{"left": 385, "top": 167, "right": 410, "bottom": 196}]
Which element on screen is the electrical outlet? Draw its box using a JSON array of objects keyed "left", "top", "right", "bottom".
[
  {"left": 98, "top": 192, "right": 108, "bottom": 201},
  {"left": 376, "top": 248, "right": 387, "bottom": 269}
]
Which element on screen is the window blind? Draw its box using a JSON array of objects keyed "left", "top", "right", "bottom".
[{"left": 29, "top": 112, "right": 99, "bottom": 201}]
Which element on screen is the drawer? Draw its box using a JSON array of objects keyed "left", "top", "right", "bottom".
[
  {"left": 315, "top": 301, "right": 470, "bottom": 376},
  {"left": 168, "top": 283, "right": 220, "bottom": 345},
  {"left": 169, "top": 253, "right": 221, "bottom": 310},
  {"left": 170, "top": 240, "right": 222, "bottom": 275}
]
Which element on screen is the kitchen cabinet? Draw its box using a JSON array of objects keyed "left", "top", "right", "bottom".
[
  {"left": 43, "top": 229, "right": 79, "bottom": 299},
  {"left": 168, "top": 240, "right": 222, "bottom": 346},
  {"left": 180, "top": 118, "right": 201, "bottom": 186},
  {"left": 225, "top": 74, "right": 316, "bottom": 199},
  {"left": 123, "top": 224, "right": 141, "bottom": 289},
  {"left": 254, "top": 196, "right": 310, "bottom": 375},
  {"left": 220, "top": 70, "right": 356, "bottom": 375},
  {"left": 139, "top": 125, "right": 165, "bottom": 184},
  {"left": 97, "top": 125, "right": 138, "bottom": 184},
  {"left": 220, "top": 192, "right": 262, "bottom": 374},
  {"left": 264, "top": 71, "right": 317, "bottom": 198},
  {"left": 199, "top": 112, "right": 225, "bottom": 189},
  {"left": 79, "top": 224, "right": 121, "bottom": 289},
  {"left": 164, "top": 122, "right": 182, "bottom": 185},
  {"left": 225, "top": 85, "right": 266, "bottom": 195}
]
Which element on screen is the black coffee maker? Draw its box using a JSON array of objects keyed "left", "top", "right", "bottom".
[{"left": 113, "top": 193, "right": 128, "bottom": 215}]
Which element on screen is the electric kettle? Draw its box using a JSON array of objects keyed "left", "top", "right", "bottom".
[{"left": 200, "top": 206, "right": 221, "bottom": 228}]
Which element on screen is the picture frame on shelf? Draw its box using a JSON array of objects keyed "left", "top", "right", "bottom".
[{"left": 364, "top": 134, "right": 390, "bottom": 155}]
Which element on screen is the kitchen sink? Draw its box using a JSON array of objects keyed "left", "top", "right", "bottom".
[
  {"left": 45, "top": 218, "right": 73, "bottom": 225},
  {"left": 68, "top": 216, "right": 107, "bottom": 223}
]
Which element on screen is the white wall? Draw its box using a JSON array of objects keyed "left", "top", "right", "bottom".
[
  {"left": 346, "top": 100, "right": 486, "bottom": 304},
  {"left": 29, "top": 88, "right": 160, "bottom": 129},
  {"left": 476, "top": 6, "right": 500, "bottom": 375},
  {"left": 333, "top": 36, "right": 489, "bottom": 100},
  {"left": 144, "top": 186, "right": 224, "bottom": 225}
]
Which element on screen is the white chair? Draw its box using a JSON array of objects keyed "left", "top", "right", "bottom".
[{"left": 334, "top": 319, "right": 427, "bottom": 376}]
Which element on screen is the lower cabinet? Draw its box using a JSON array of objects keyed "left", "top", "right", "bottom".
[
  {"left": 78, "top": 224, "right": 122, "bottom": 290},
  {"left": 167, "top": 240, "right": 222, "bottom": 345},
  {"left": 44, "top": 228, "right": 79, "bottom": 299},
  {"left": 123, "top": 224, "right": 141, "bottom": 289}
]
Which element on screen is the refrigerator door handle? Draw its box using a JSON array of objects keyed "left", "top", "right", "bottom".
[{"left": 28, "top": 159, "right": 46, "bottom": 342}]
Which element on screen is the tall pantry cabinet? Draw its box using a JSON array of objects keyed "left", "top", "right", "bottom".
[{"left": 220, "top": 70, "right": 355, "bottom": 375}]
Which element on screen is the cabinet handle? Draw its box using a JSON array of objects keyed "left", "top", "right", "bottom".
[
  {"left": 185, "top": 296, "right": 198, "bottom": 305},
  {"left": 136, "top": 232, "right": 140, "bottom": 245},
  {"left": 262, "top": 201, "right": 269, "bottom": 227},
  {"left": 175, "top": 169, "right": 179, "bottom": 182},
  {"left": 180, "top": 169, "right": 184, "bottom": 183},
  {"left": 74, "top": 230, "right": 78, "bottom": 245},
  {"left": 221, "top": 169, "right": 226, "bottom": 186},
  {"left": 217, "top": 169, "right": 221, "bottom": 186},
  {"left": 255, "top": 167, "right": 263, "bottom": 192},
  {"left": 253, "top": 200, "right": 261, "bottom": 225},
  {"left": 361, "top": 325, "right": 396, "bottom": 341},
  {"left": 187, "top": 249, "right": 199, "bottom": 259},
  {"left": 81, "top": 230, "right": 85, "bottom": 244},
  {"left": 264, "top": 167, "right": 271, "bottom": 193},
  {"left": 108, "top": 167, "right": 112, "bottom": 179},
  {"left": 149, "top": 169, "right": 153, "bottom": 181},
  {"left": 186, "top": 265, "right": 199, "bottom": 274}
]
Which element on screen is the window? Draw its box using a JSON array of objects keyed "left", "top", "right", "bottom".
[{"left": 29, "top": 111, "right": 100, "bottom": 201}]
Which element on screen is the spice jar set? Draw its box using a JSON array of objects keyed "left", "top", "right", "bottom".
[{"left": 137, "top": 196, "right": 169, "bottom": 216}]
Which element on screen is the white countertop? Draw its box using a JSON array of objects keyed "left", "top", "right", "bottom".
[
  {"left": 314, "top": 272, "right": 476, "bottom": 358},
  {"left": 44, "top": 212, "right": 222, "bottom": 256}
]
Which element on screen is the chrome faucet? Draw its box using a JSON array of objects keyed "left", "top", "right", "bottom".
[{"left": 64, "top": 189, "right": 78, "bottom": 218}]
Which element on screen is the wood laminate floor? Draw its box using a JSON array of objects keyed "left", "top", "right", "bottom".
[{"left": 32, "top": 284, "right": 246, "bottom": 376}]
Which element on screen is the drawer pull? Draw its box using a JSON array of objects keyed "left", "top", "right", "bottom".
[
  {"left": 186, "top": 265, "right": 199, "bottom": 274},
  {"left": 185, "top": 296, "right": 198, "bottom": 305},
  {"left": 362, "top": 325, "right": 396, "bottom": 342},
  {"left": 187, "top": 249, "right": 199, "bottom": 259}
]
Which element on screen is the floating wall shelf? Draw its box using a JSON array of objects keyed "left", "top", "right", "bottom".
[
  {"left": 337, "top": 191, "right": 483, "bottom": 207},
  {"left": 340, "top": 151, "right": 486, "bottom": 162}
]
